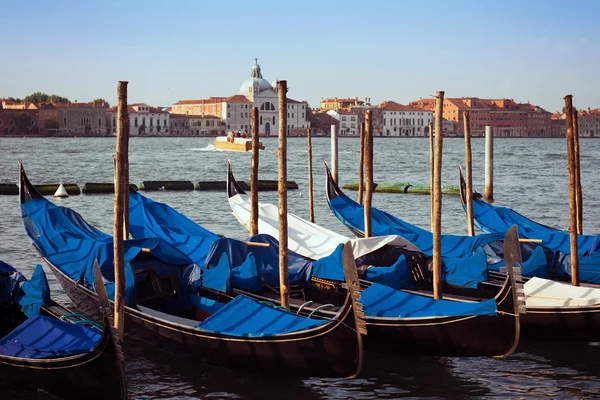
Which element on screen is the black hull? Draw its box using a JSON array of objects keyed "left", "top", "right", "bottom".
[
  {"left": 47, "top": 262, "right": 363, "bottom": 378},
  {"left": 0, "top": 306, "right": 127, "bottom": 400}
]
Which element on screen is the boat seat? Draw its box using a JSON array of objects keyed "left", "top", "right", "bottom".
[
  {"left": 134, "top": 268, "right": 180, "bottom": 303},
  {"left": 262, "top": 278, "right": 305, "bottom": 301}
]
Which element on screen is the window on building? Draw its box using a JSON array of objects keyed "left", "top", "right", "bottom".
[
  {"left": 164, "top": 119, "right": 167, "bottom": 126},
  {"left": 134, "top": 117, "right": 138, "bottom": 127},
  {"left": 113, "top": 116, "right": 116, "bottom": 126},
  {"left": 292, "top": 113, "right": 294, "bottom": 118},
  {"left": 272, "top": 116, "right": 275, "bottom": 124},
  {"left": 98, "top": 118, "right": 101, "bottom": 126},
  {"left": 227, "top": 125, "right": 230, "bottom": 129},
  {"left": 260, "top": 116, "right": 263, "bottom": 125},
  {"left": 302, "top": 113, "right": 304, "bottom": 118},
  {"left": 142, "top": 117, "right": 146, "bottom": 126},
  {"left": 228, "top": 112, "right": 230, "bottom": 118}
]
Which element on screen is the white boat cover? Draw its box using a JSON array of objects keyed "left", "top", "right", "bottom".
[
  {"left": 229, "top": 192, "right": 420, "bottom": 261},
  {"left": 524, "top": 277, "right": 600, "bottom": 308}
]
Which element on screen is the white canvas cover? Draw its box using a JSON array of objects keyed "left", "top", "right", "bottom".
[
  {"left": 229, "top": 192, "right": 420, "bottom": 261},
  {"left": 524, "top": 277, "right": 600, "bottom": 308}
]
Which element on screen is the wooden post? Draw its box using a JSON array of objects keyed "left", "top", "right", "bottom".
[
  {"left": 358, "top": 121, "right": 365, "bottom": 205},
  {"left": 364, "top": 110, "right": 374, "bottom": 238},
  {"left": 331, "top": 124, "right": 338, "bottom": 184},
  {"left": 564, "top": 95, "right": 580, "bottom": 286},
  {"left": 485, "top": 125, "right": 494, "bottom": 202},
  {"left": 573, "top": 111, "right": 583, "bottom": 234},
  {"left": 249, "top": 107, "right": 259, "bottom": 236},
  {"left": 277, "top": 80, "right": 290, "bottom": 308},
  {"left": 307, "top": 128, "right": 314, "bottom": 223},
  {"left": 463, "top": 111, "right": 475, "bottom": 236},
  {"left": 432, "top": 91, "right": 445, "bottom": 300},
  {"left": 113, "top": 81, "right": 129, "bottom": 340},
  {"left": 428, "top": 120, "right": 434, "bottom": 231}
]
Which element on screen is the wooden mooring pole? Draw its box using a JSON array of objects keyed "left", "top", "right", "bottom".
[
  {"left": 428, "top": 120, "right": 434, "bottom": 231},
  {"left": 113, "top": 81, "right": 129, "bottom": 340},
  {"left": 364, "top": 111, "right": 374, "bottom": 238},
  {"left": 463, "top": 111, "right": 475, "bottom": 236},
  {"left": 485, "top": 125, "right": 494, "bottom": 202},
  {"left": 573, "top": 111, "right": 583, "bottom": 234},
  {"left": 432, "top": 91, "right": 445, "bottom": 300},
  {"left": 564, "top": 95, "right": 579, "bottom": 286},
  {"left": 277, "top": 80, "right": 290, "bottom": 308},
  {"left": 358, "top": 121, "right": 365, "bottom": 205},
  {"left": 249, "top": 107, "right": 259, "bottom": 236},
  {"left": 307, "top": 128, "right": 314, "bottom": 223},
  {"left": 331, "top": 124, "right": 338, "bottom": 184}
]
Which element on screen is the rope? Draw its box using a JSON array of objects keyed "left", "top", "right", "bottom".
[
  {"left": 308, "top": 303, "right": 335, "bottom": 318},
  {"left": 59, "top": 313, "right": 88, "bottom": 322},
  {"left": 296, "top": 300, "right": 313, "bottom": 315},
  {"left": 72, "top": 319, "right": 105, "bottom": 331},
  {"left": 497, "top": 310, "right": 519, "bottom": 317}
]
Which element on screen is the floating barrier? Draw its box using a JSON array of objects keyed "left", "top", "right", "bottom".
[
  {"left": 35, "top": 184, "right": 81, "bottom": 196},
  {"left": 253, "top": 180, "right": 299, "bottom": 191},
  {"left": 0, "top": 183, "right": 18, "bottom": 195},
  {"left": 81, "top": 183, "right": 139, "bottom": 194},
  {"left": 342, "top": 181, "right": 481, "bottom": 198},
  {"left": 139, "top": 181, "right": 195, "bottom": 191}
]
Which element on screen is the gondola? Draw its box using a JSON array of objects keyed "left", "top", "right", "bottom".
[
  {"left": 129, "top": 166, "right": 522, "bottom": 357},
  {"left": 458, "top": 168, "right": 600, "bottom": 285},
  {"left": 18, "top": 162, "right": 364, "bottom": 378},
  {"left": 230, "top": 164, "right": 600, "bottom": 342},
  {"left": 0, "top": 260, "right": 127, "bottom": 399}
]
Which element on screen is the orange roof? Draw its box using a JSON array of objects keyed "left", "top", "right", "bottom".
[
  {"left": 106, "top": 105, "right": 168, "bottom": 114},
  {"left": 379, "top": 101, "right": 430, "bottom": 112},
  {"left": 174, "top": 95, "right": 251, "bottom": 105},
  {"left": 321, "top": 98, "right": 363, "bottom": 104}
]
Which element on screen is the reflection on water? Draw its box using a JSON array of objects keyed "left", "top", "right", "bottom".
[{"left": 2, "top": 137, "right": 600, "bottom": 399}]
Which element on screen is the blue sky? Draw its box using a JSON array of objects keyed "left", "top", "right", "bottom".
[{"left": 1, "top": 0, "right": 598, "bottom": 111}]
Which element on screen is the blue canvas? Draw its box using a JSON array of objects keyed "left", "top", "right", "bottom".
[
  {"left": 196, "top": 295, "right": 327, "bottom": 337},
  {"left": 442, "top": 248, "right": 488, "bottom": 288},
  {"left": 364, "top": 255, "right": 414, "bottom": 290},
  {"left": 328, "top": 195, "right": 505, "bottom": 258},
  {"left": 0, "top": 314, "right": 101, "bottom": 359},
  {"left": 360, "top": 282, "right": 497, "bottom": 318}
]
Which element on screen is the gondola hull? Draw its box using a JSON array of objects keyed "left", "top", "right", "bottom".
[
  {"left": 0, "top": 306, "right": 127, "bottom": 400},
  {"left": 47, "top": 261, "right": 363, "bottom": 378}
]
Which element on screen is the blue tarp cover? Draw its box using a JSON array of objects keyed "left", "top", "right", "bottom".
[
  {"left": 311, "top": 244, "right": 345, "bottom": 282},
  {"left": 360, "top": 283, "right": 497, "bottom": 318},
  {"left": 469, "top": 198, "right": 595, "bottom": 255},
  {"left": 21, "top": 197, "right": 196, "bottom": 305},
  {"left": 18, "top": 264, "right": 51, "bottom": 317},
  {"left": 203, "top": 235, "right": 313, "bottom": 288},
  {"left": 129, "top": 192, "right": 220, "bottom": 266},
  {"left": 329, "top": 195, "right": 505, "bottom": 258},
  {"left": 0, "top": 314, "right": 101, "bottom": 359},
  {"left": 196, "top": 294, "right": 327, "bottom": 337},
  {"left": 0, "top": 260, "right": 26, "bottom": 304},
  {"left": 364, "top": 255, "right": 414, "bottom": 290},
  {"left": 442, "top": 248, "right": 488, "bottom": 288}
]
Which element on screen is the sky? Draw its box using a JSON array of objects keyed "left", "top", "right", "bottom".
[{"left": 1, "top": 0, "right": 598, "bottom": 112}]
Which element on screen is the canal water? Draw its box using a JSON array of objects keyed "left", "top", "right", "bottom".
[{"left": 1, "top": 136, "right": 599, "bottom": 399}]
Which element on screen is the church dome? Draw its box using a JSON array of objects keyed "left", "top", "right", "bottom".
[{"left": 239, "top": 59, "right": 273, "bottom": 95}]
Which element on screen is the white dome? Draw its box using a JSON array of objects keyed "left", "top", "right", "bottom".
[{"left": 239, "top": 60, "right": 273, "bottom": 95}]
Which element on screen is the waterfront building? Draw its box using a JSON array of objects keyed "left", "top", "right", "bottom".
[
  {"left": 56, "top": 102, "right": 107, "bottom": 135},
  {"left": 320, "top": 97, "right": 367, "bottom": 111},
  {"left": 550, "top": 113, "right": 566, "bottom": 137},
  {"left": 0, "top": 108, "right": 41, "bottom": 135},
  {"left": 379, "top": 101, "right": 433, "bottom": 137},
  {"left": 106, "top": 103, "right": 169, "bottom": 136},
  {"left": 306, "top": 109, "right": 339, "bottom": 135},
  {"left": 326, "top": 109, "right": 359, "bottom": 135},
  {"left": 37, "top": 104, "right": 59, "bottom": 134},
  {"left": 171, "top": 60, "right": 311, "bottom": 136},
  {"left": 409, "top": 97, "right": 532, "bottom": 137},
  {"left": 169, "top": 114, "right": 224, "bottom": 136},
  {"left": 577, "top": 108, "right": 600, "bottom": 137}
]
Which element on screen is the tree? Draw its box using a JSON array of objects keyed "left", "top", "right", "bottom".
[
  {"left": 24, "top": 92, "right": 69, "bottom": 103},
  {"left": 93, "top": 98, "right": 109, "bottom": 107},
  {"left": 7, "top": 97, "right": 22, "bottom": 102}
]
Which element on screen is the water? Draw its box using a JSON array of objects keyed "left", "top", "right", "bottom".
[{"left": 1, "top": 136, "right": 600, "bottom": 399}]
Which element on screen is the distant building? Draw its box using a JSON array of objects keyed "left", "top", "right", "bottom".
[
  {"left": 409, "top": 97, "right": 537, "bottom": 137},
  {"left": 169, "top": 114, "right": 224, "bottom": 136},
  {"left": 577, "top": 108, "right": 600, "bottom": 137},
  {"left": 55, "top": 102, "right": 106, "bottom": 135},
  {"left": 306, "top": 109, "right": 339, "bottom": 136},
  {"left": 106, "top": 103, "right": 169, "bottom": 136},
  {"left": 320, "top": 97, "right": 367, "bottom": 111},
  {"left": 171, "top": 60, "right": 310, "bottom": 136},
  {"left": 379, "top": 101, "right": 433, "bottom": 137},
  {"left": 326, "top": 109, "right": 359, "bottom": 135},
  {"left": 550, "top": 113, "right": 566, "bottom": 137}
]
